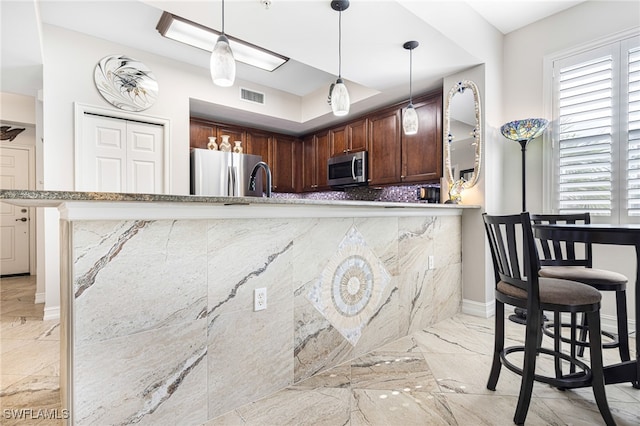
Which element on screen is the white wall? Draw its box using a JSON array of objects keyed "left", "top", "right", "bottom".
[
  {"left": 502, "top": 1, "right": 640, "bottom": 330},
  {"left": 0, "top": 92, "right": 36, "bottom": 124}
]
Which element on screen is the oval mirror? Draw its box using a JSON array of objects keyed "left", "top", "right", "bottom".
[{"left": 444, "top": 80, "right": 482, "bottom": 188}]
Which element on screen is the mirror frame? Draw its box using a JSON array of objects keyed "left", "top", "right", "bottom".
[{"left": 444, "top": 80, "right": 482, "bottom": 189}]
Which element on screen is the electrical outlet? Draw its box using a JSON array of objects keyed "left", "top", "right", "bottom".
[
  {"left": 254, "top": 288, "right": 267, "bottom": 311},
  {"left": 428, "top": 255, "right": 435, "bottom": 270}
]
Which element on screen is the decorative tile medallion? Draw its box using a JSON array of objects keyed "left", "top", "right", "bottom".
[{"left": 308, "top": 226, "right": 390, "bottom": 345}]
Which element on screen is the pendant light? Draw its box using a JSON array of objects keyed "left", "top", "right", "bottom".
[
  {"left": 210, "top": 0, "right": 236, "bottom": 87},
  {"left": 403, "top": 40, "right": 419, "bottom": 135},
  {"left": 329, "top": 0, "right": 350, "bottom": 116}
]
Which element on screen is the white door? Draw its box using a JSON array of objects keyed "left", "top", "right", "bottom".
[
  {"left": 126, "top": 121, "right": 164, "bottom": 193},
  {"left": 0, "top": 147, "right": 30, "bottom": 275},
  {"left": 80, "top": 114, "right": 164, "bottom": 193}
]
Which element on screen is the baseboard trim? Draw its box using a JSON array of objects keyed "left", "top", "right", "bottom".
[
  {"left": 35, "top": 292, "right": 45, "bottom": 304},
  {"left": 462, "top": 299, "right": 495, "bottom": 318},
  {"left": 601, "top": 313, "right": 636, "bottom": 335},
  {"left": 43, "top": 305, "right": 60, "bottom": 321}
]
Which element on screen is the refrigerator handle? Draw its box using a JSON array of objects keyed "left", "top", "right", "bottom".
[{"left": 228, "top": 166, "right": 237, "bottom": 196}]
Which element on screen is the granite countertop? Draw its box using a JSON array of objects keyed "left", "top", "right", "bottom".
[{"left": 0, "top": 189, "right": 478, "bottom": 210}]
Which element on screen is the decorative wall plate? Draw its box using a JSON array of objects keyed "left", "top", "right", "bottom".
[{"left": 94, "top": 55, "right": 158, "bottom": 112}]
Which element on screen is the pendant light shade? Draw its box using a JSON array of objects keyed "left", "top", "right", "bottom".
[
  {"left": 211, "top": 34, "right": 236, "bottom": 87},
  {"left": 402, "top": 40, "right": 419, "bottom": 135},
  {"left": 329, "top": 1, "right": 350, "bottom": 117},
  {"left": 211, "top": 0, "right": 236, "bottom": 87},
  {"left": 331, "top": 78, "right": 350, "bottom": 116},
  {"left": 403, "top": 104, "right": 418, "bottom": 135}
]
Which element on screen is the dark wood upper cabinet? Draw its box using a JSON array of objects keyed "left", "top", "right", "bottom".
[
  {"left": 190, "top": 118, "right": 245, "bottom": 150},
  {"left": 329, "top": 126, "right": 347, "bottom": 157},
  {"left": 315, "top": 132, "right": 330, "bottom": 190},
  {"left": 272, "top": 135, "right": 298, "bottom": 193},
  {"left": 301, "top": 134, "right": 315, "bottom": 192},
  {"left": 302, "top": 131, "right": 330, "bottom": 192},
  {"left": 368, "top": 108, "right": 402, "bottom": 185},
  {"left": 245, "top": 130, "right": 272, "bottom": 161},
  {"left": 347, "top": 118, "right": 368, "bottom": 154},
  {"left": 401, "top": 92, "right": 443, "bottom": 183},
  {"left": 189, "top": 118, "right": 217, "bottom": 149},
  {"left": 329, "top": 118, "right": 368, "bottom": 157},
  {"left": 216, "top": 124, "right": 245, "bottom": 148}
]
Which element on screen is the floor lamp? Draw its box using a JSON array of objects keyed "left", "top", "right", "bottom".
[{"left": 500, "top": 118, "right": 549, "bottom": 324}]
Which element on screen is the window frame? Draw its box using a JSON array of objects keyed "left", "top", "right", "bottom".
[{"left": 543, "top": 29, "right": 640, "bottom": 224}]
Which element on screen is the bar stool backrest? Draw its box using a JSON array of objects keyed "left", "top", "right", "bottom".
[{"left": 530, "top": 213, "right": 592, "bottom": 268}]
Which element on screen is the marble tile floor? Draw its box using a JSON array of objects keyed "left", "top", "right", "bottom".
[{"left": 1, "top": 275, "right": 638, "bottom": 425}]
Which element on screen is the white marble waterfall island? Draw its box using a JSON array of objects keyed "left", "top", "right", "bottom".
[{"left": 0, "top": 190, "right": 477, "bottom": 425}]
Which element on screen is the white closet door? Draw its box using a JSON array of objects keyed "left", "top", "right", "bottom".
[
  {"left": 80, "top": 114, "right": 164, "bottom": 193},
  {"left": 126, "top": 121, "right": 164, "bottom": 193},
  {"left": 81, "top": 115, "right": 127, "bottom": 192}
]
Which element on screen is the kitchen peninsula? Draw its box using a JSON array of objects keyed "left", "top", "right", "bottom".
[{"left": 1, "top": 190, "right": 476, "bottom": 425}]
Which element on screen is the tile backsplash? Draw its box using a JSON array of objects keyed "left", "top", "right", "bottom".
[{"left": 273, "top": 184, "right": 441, "bottom": 203}]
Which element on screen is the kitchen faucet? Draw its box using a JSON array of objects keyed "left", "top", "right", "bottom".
[{"left": 248, "top": 161, "right": 272, "bottom": 197}]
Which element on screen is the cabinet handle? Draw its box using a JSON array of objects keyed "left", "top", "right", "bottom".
[
  {"left": 401, "top": 175, "right": 405, "bottom": 179},
  {"left": 343, "top": 149, "right": 347, "bottom": 153}
]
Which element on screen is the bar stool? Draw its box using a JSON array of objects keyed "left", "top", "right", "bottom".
[
  {"left": 483, "top": 212, "right": 615, "bottom": 426},
  {"left": 531, "top": 213, "right": 630, "bottom": 363}
]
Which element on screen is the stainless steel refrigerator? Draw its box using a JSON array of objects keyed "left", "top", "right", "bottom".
[{"left": 190, "top": 148, "right": 263, "bottom": 197}]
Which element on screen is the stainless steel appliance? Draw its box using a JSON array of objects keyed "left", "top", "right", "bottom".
[
  {"left": 327, "top": 151, "right": 368, "bottom": 188},
  {"left": 190, "top": 148, "right": 263, "bottom": 197}
]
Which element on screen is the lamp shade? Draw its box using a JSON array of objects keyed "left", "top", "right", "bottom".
[
  {"left": 403, "top": 104, "right": 418, "bottom": 135},
  {"left": 500, "top": 118, "right": 549, "bottom": 143},
  {"left": 331, "top": 78, "right": 350, "bottom": 116},
  {"left": 210, "top": 34, "right": 236, "bottom": 87}
]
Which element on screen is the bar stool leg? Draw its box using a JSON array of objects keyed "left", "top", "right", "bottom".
[
  {"left": 615, "top": 290, "right": 630, "bottom": 362},
  {"left": 586, "top": 311, "right": 616, "bottom": 426}
]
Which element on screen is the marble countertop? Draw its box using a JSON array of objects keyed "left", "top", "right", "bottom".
[{"left": 0, "top": 190, "right": 478, "bottom": 210}]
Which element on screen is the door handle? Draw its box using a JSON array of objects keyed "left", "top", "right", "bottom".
[
  {"left": 351, "top": 156, "right": 357, "bottom": 180},
  {"left": 16, "top": 217, "right": 28, "bottom": 222}
]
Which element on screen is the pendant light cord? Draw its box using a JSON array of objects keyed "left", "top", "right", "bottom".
[
  {"left": 221, "top": 0, "right": 225, "bottom": 35},
  {"left": 338, "top": 9, "right": 342, "bottom": 78},
  {"left": 409, "top": 48, "right": 413, "bottom": 103}
]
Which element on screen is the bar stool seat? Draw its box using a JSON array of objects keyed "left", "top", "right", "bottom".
[{"left": 539, "top": 266, "right": 627, "bottom": 290}]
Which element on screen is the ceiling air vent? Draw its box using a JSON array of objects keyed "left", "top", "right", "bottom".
[{"left": 240, "top": 88, "right": 265, "bottom": 105}]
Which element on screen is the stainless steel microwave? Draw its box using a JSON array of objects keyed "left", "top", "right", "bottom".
[{"left": 327, "top": 151, "right": 368, "bottom": 188}]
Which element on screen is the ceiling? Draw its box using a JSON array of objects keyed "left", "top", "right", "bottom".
[{"left": 1, "top": 0, "right": 585, "bottom": 133}]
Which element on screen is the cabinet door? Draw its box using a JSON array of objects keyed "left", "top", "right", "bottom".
[
  {"left": 216, "top": 124, "right": 246, "bottom": 148},
  {"left": 315, "top": 131, "right": 330, "bottom": 190},
  {"left": 347, "top": 118, "right": 368, "bottom": 153},
  {"left": 246, "top": 131, "right": 272, "bottom": 192},
  {"left": 368, "top": 109, "right": 401, "bottom": 185},
  {"left": 246, "top": 131, "right": 271, "bottom": 162},
  {"left": 401, "top": 93, "right": 442, "bottom": 183},
  {"left": 190, "top": 118, "right": 216, "bottom": 149},
  {"left": 301, "top": 135, "right": 316, "bottom": 192},
  {"left": 329, "top": 126, "right": 348, "bottom": 157},
  {"left": 272, "top": 135, "right": 297, "bottom": 193}
]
